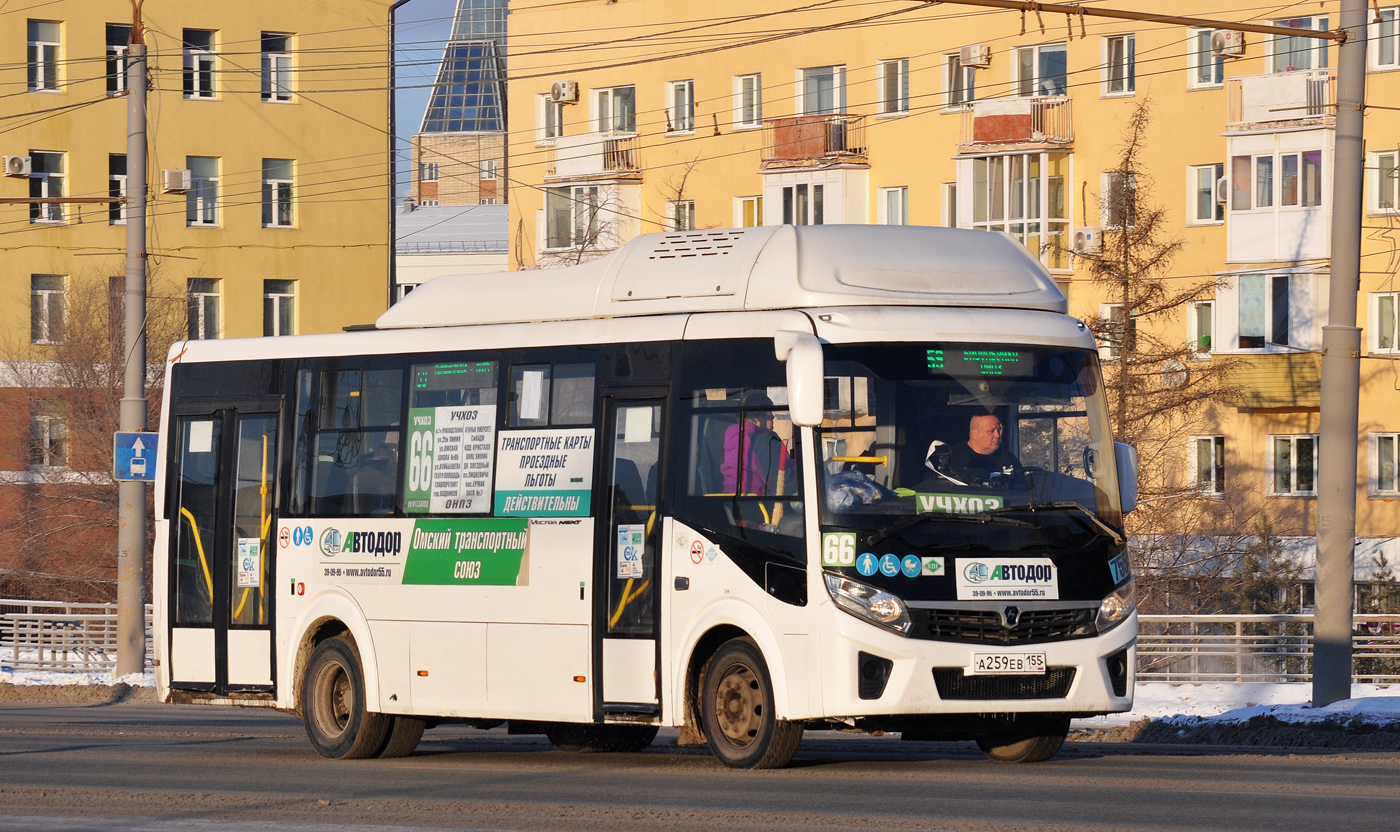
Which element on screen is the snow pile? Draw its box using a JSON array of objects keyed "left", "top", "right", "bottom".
[
  {"left": 0, "top": 668, "right": 154, "bottom": 687},
  {"left": 1073, "top": 682, "right": 1400, "bottom": 729}
]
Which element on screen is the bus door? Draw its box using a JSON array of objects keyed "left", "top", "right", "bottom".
[
  {"left": 168, "top": 402, "right": 280, "bottom": 694},
  {"left": 596, "top": 392, "right": 667, "bottom": 714}
]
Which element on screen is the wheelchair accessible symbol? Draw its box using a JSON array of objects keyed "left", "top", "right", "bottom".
[
  {"left": 856, "top": 552, "right": 878, "bottom": 577},
  {"left": 879, "top": 554, "right": 900, "bottom": 577}
]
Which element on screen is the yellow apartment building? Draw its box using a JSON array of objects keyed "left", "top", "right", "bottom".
[
  {"left": 0, "top": 0, "right": 393, "bottom": 584},
  {"left": 507, "top": 0, "right": 1400, "bottom": 602}
]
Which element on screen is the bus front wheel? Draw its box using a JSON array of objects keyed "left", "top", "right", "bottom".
[
  {"left": 302, "top": 636, "right": 391, "bottom": 759},
  {"left": 699, "top": 638, "right": 803, "bottom": 769},
  {"left": 975, "top": 716, "right": 1070, "bottom": 763}
]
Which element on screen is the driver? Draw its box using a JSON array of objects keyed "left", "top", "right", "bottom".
[{"left": 923, "top": 412, "right": 1021, "bottom": 487}]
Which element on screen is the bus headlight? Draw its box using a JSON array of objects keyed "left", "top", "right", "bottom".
[
  {"left": 824, "top": 573, "right": 911, "bottom": 635},
  {"left": 1097, "top": 578, "right": 1136, "bottom": 633}
]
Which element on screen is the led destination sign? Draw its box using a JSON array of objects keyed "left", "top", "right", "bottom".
[{"left": 926, "top": 348, "right": 1031, "bottom": 377}]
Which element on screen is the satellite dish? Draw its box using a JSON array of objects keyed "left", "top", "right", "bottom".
[{"left": 1160, "top": 359, "right": 1188, "bottom": 389}]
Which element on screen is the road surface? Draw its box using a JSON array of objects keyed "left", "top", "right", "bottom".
[{"left": 0, "top": 702, "right": 1395, "bottom": 831}]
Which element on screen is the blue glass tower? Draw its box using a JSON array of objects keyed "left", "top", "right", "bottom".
[{"left": 419, "top": 0, "right": 507, "bottom": 133}]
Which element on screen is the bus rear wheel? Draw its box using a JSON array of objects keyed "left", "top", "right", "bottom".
[
  {"left": 546, "top": 723, "right": 658, "bottom": 752},
  {"left": 975, "top": 716, "right": 1070, "bottom": 763},
  {"left": 377, "top": 716, "right": 427, "bottom": 758},
  {"left": 302, "top": 636, "right": 391, "bottom": 759},
  {"left": 699, "top": 638, "right": 803, "bottom": 769}
]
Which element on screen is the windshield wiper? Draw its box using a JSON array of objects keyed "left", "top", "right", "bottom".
[
  {"left": 861, "top": 510, "right": 1035, "bottom": 551},
  {"left": 985, "top": 501, "right": 1126, "bottom": 546}
]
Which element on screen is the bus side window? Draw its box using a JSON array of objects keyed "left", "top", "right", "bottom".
[
  {"left": 508, "top": 361, "right": 595, "bottom": 427},
  {"left": 308, "top": 367, "right": 403, "bottom": 516}
]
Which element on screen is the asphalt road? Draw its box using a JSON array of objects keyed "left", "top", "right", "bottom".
[{"left": 0, "top": 702, "right": 1395, "bottom": 832}]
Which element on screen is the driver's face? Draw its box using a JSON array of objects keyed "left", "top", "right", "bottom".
[{"left": 968, "top": 415, "right": 1003, "bottom": 455}]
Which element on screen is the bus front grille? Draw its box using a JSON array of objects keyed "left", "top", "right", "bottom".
[
  {"left": 913, "top": 607, "right": 1096, "bottom": 645},
  {"left": 931, "top": 667, "right": 1077, "bottom": 700}
]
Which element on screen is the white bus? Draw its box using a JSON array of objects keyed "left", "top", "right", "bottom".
[{"left": 153, "top": 225, "right": 1138, "bottom": 768}]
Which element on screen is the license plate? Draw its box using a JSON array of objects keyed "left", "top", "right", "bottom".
[{"left": 966, "top": 652, "right": 1047, "bottom": 676}]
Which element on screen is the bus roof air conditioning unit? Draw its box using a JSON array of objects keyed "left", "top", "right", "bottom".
[
  {"left": 550, "top": 80, "right": 579, "bottom": 104},
  {"left": 3, "top": 155, "right": 31, "bottom": 177},
  {"left": 162, "top": 168, "right": 191, "bottom": 193},
  {"left": 1210, "top": 30, "right": 1245, "bottom": 58},
  {"left": 1073, "top": 226, "right": 1102, "bottom": 256},
  {"left": 959, "top": 44, "right": 991, "bottom": 68}
]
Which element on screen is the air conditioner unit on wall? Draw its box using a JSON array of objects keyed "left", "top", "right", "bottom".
[
  {"left": 1073, "top": 227, "right": 1102, "bottom": 256},
  {"left": 3, "top": 155, "right": 31, "bottom": 177},
  {"left": 1216, "top": 177, "right": 1229, "bottom": 205},
  {"left": 1211, "top": 30, "right": 1245, "bottom": 58},
  {"left": 550, "top": 80, "right": 579, "bottom": 104},
  {"left": 162, "top": 168, "right": 191, "bottom": 193},
  {"left": 959, "top": 44, "right": 991, "bottom": 69}
]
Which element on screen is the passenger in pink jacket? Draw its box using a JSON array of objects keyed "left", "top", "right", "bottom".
[{"left": 722, "top": 392, "right": 787, "bottom": 495}]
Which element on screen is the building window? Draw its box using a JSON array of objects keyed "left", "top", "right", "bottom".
[
  {"left": 183, "top": 29, "right": 216, "bottom": 98},
  {"left": 1370, "top": 291, "right": 1399, "bottom": 353},
  {"left": 480, "top": 159, "right": 497, "bottom": 181},
  {"left": 1370, "top": 150, "right": 1399, "bottom": 213},
  {"left": 799, "top": 65, "right": 845, "bottom": 115},
  {"left": 545, "top": 185, "right": 601, "bottom": 249},
  {"left": 1190, "top": 299, "right": 1214, "bottom": 358},
  {"left": 877, "top": 58, "right": 909, "bottom": 115},
  {"left": 31, "top": 275, "right": 65, "bottom": 345},
  {"left": 736, "top": 195, "right": 763, "bottom": 227},
  {"left": 29, "top": 151, "right": 64, "bottom": 223},
  {"left": 187, "top": 156, "right": 219, "bottom": 226},
  {"left": 1101, "top": 170, "right": 1136, "bottom": 228},
  {"left": 420, "top": 161, "right": 438, "bottom": 182},
  {"left": 666, "top": 79, "right": 694, "bottom": 133},
  {"left": 1373, "top": 8, "right": 1400, "bottom": 70},
  {"left": 187, "top": 278, "right": 220, "bottom": 340},
  {"left": 1237, "top": 273, "right": 1295, "bottom": 349},
  {"left": 1189, "top": 163, "right": 1225, "bottom": 224},
  {"left": 944, "top": 53, "right": 975, "bottom": 108},
  {"left": 782, "top": 183, "right": 824, "bottom": 225},
  {"left": 1014, "top": 43, "right": 1067, "bottom": 97},
  {"left": 943, "top": 182, "right": 957, "bottom": 227},
  {"left": 1104, "top": 35, "right": 1136, "bottom": 95},
  {"left": 264, "top": 279, "right": 295, "bottom": 337},
  {"left": 1191, "top": 435, "right": 1226, "bottom": 494},
  {"left": 1270, "top": 17, "right": 1329, "bottom": 72},
  {"left": 668, "top": 199, "right": 696, "bottom": 231},
  {"left": 961, "top": 152, "right": 1070, "bottom": 269},
  {"left": 261, "top": 33, "right": 292, "bottom": 102},
  {"left": 107, "top": 24, "right": 131, "bottom": 94},
  {"left": 109, "top": 154, "right": 127, "bottom": 225},
  {"left": 28, "top": 20, "right": 60, "bottom": 91},
  {"left": 480, "top": 198, "right": 497, "bottom": 205},
  {"left": 879, "top": 186, "right": 909, "bottom": 225},
  {"left": 1374, "top": 433, "right": 1400, "bottom": 495},
  {"left": 262, "top": 158, "right": 293, "bottom": 227},
  {"left": 1188, "top": 28, "right": 1225, "bottom": 88},
  {"left": 1098, "top": 302, "right": 1136, "bottom": 360},
  {"left": 29, "top": 412, "right": 67, "bottom": 469},
  {"left": 734, "top": 73, "right": 762, "bottom": 129},
  {"left": 595, "top": 86, "right": 636, "bottom": 133},
  {"left": 537, "top": 94, "right": 563, "bottom": 143},
  {"left": 1269, "top": 434, "right": 1318, "bottom": 496},
  {"left": 1231, "top": 151, "right": 1323, "bottom": 211}
]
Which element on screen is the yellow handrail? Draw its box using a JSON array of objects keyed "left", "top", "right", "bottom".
[{"left": 178, "top": 507, "right": 215, "bottom": 603}]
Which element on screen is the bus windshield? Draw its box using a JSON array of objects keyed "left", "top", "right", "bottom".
[{"left": 818, "top": 343, "right": 1122, "bottom": 552}]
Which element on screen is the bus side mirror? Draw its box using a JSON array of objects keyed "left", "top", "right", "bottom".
[
  {"left": 774, "top": 330, "right": 824, "bottom": 427},
  {"left": 1114, "top": 442, "right": 1138, "bottom": 514}
]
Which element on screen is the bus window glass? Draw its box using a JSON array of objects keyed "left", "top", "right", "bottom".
[
  {"left": 405, "top": 361, "right": 500, "bottom": 515},
  {"left": 289, "top": 368, "right": 314, "bottom": 514},
  {"left": 174, "top": 416, "right": 221, "bottom": 626},
  {"left": 818, "top": 344, "right": 1121, "bottom": 558},
  {"left": 510, "top": 364, "right": 551, "bottom": 426},
  {"left": 551, "top": 363, "right": 595, "bottom": 425},
  {"left": 319, "top": 370, "right": 361, "bottom": 428},
  {"left": 410, "top": 361, "right": 498, "bottom": 408},
  {"left": 309, "top": 366, "right": 404, "bottom": 516},
  {"left": 362, "top": 369, "right": 404, "bottom": 426},
  {"left": 231, "top": 415, "right": 277, "bottom": 626}
]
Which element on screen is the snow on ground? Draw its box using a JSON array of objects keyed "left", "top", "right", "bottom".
[
  {"left": 1075, "top": 682, "right": 1400, "bottom": 729},
  {"left": 0, "top": 668, "right": 154, "bottom": 688}
]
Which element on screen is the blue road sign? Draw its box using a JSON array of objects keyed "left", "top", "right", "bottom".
[{"left": 114, "top": 432, "right": 158, "bottom": 482}]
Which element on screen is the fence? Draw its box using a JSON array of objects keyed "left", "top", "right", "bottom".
[
  {"left": 1138, "top": 614, "right": 1400, "bottom": 684},
  {"left": 0, "top": 599, "right": 153, "bottom": 673}
]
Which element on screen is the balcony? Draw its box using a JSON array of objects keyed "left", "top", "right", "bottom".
[
  {"left": 1222, "top": 353, "right": 1321, "bottom": 409},
  {"left": 760, "top": 115, "right": 867, "bottom": 168},
  {"left": 959, "top": 97, "right": 1073, "bottom": 150},
  {"left": 544, "top": 132, "right": 641, "bottom": 181},
  {"left": 1227, "top": 70, "right": 1335, "bottom": 131}
]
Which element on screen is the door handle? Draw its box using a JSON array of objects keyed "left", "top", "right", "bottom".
[{"left": 674, "top": 577, "right": 690, "bottom": 591}]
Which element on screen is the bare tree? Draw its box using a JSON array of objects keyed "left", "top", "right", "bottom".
[{"left": 0, "top": 266, "right": 185, "bottom": 592}]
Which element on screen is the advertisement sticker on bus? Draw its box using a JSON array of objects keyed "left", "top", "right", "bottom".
[
  {"left": 403, "top": 405, "right": 497, "bottom": 514},
  {"left": 617, "top": 524, "right": 644, "bottom": 578},
  {"left": 956, "top": 558, "right": 1059, "bottom": 600},
  {"left": 236, "top": 538, "right": 261, "bottom": 588},
  {"left": 401, "top": 518, "right": 529, "bottom": 586},
  {"left": 493, "top": 428, "right": 595, "bottom": 517}
]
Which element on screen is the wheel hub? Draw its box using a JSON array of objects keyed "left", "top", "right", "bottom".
[{"left": 713, "top": 663, "right": 761, "bottom": 746}]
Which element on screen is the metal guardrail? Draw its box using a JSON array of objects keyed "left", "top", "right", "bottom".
[
  {"left": 1138, "top": 614, "right": 1400, "bottom": 684},
  {"left": 0, "top": 599, "right": 153, "bottom": 673}
]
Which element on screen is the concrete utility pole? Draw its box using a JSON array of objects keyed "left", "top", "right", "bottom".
[
  {"left": 116, "top": 26, "right": 148, "bottom": 677},
  {"left": 1314, "top": 0, "right": 1367, "bottom": 708}
]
